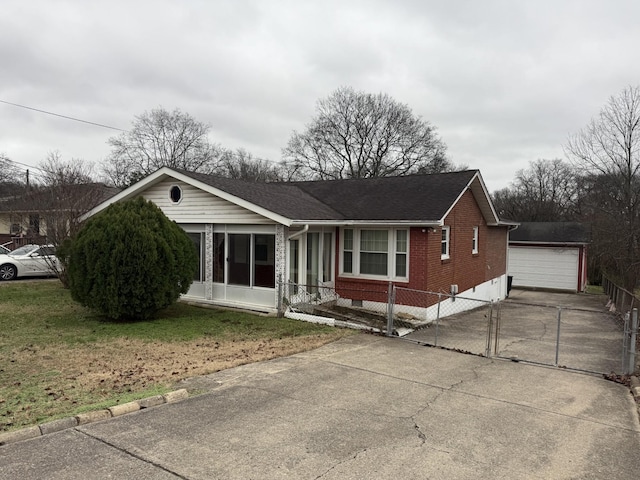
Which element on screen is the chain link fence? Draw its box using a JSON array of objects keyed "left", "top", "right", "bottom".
[
  {"left": 390, "top": 287, "right": 494, "bottom": 356},
  {"left": 277, "top": 280, "right": 391, "bottom": 331},
  {"left": 603, "top": 276, "right": 639, "bottom": 315},
  {"left": 276, "top": 278, "right": 635, "bottom": 374},
  {"left": 494, "top": 301, "right": 626, "bottom": 373}
]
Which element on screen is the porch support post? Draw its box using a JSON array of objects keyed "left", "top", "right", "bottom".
[
  {"left": 274, "top": 225, "right": 287, "bottom": 310},
  {"left": 204, "top": 224, "right": 213, "bottom": 300}
]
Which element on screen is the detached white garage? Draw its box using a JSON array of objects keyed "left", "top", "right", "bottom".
[{"left": 508, "top": 223, "right": 590, "bottom": 293}]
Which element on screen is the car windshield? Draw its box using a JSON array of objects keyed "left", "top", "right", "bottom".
[
  {"left": 0, "top": 245, "right": 9, "bottom": 254},
  {"left": 10, "top": 245, "right": 39, "bottom": 256}
]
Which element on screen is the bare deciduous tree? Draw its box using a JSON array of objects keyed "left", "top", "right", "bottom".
[
  {"left": 103, "top": 107, "right": 224, "bottom": 187},
  {"left": 565, "top": 85, "right": 640, "bottom": 289},
  {"left": 218, "top": 149, "right": 283, "bottom": 182},
  {"left": 282, "top": 86, "right": 451, "bottom": 180},
  {"left": 17, "top": 152, "right": 119, "bottom": 285},
  {"left": 0, "top": 154, "right": 24, "bottom": 194},
  {"left": 492, "top": 159, "right": 579, "bottom": 221}
]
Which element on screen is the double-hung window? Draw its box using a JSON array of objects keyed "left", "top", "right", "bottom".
[
  {"left": 472, "top": 226, "right": 479, "bottom": 254},
  {"left": 441, "top": 226, "right": 450, "bottom": 260},
  {"left": 395, "top": 230, "right": 407, "bottom": 277},
  {"left": 360, "top": 230, "right": 388, "bottom": 275},
  {"left": 341, "top": 228, "right": 408, "bottom": 280}
]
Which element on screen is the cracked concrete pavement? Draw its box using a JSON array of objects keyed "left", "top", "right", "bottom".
[{"left": 1, "top": 334, "right": 639, "bottom": 479}]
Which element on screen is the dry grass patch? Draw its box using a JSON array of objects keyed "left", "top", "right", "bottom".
[{"left": 0, "top": 281, "right": 353, "bottom": 431}]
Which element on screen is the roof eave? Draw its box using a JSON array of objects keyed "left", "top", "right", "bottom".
[
  {"left": 509, "top": 240, "right": 590, "bottom": 246},
  {"left": 289, "top": 220, "right": 442, "bottom": 227},
  {"left": 82, "top": 167, "right": 295, "bottom": 226}
]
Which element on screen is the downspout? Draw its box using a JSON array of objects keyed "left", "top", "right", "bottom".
[{"left": 287, "top": 224, "right": 309, "bottom": 241}]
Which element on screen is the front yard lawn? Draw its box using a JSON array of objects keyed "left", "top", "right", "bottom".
[{"left": 0, "top": 281, "right": 353, "bottom": 432}]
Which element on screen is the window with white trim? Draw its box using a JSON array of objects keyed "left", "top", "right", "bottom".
[
  {"left": 441, "top": 226, "right": 450, "bottom": 260},
  {"left": 395, "top": 230, "right": 407, "bottom": 277},
  {"left": 472, "top": 226, "right": 479, "bottom": 254},
  {"left": 340, "top": 228, "right": 409, "bottom": 280},
  {"left": 360, "top": 230, "right": 388, "bottom": 275},
  {"left": 343, "top": 229, "right": 354, "bottom": 273}
]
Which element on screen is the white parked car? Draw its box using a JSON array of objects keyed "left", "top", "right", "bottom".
[
  {"left": 0, "top": 244, "right": 59, "bottom": 281},
  {"left": 0, "top": 244, "right": 10, "bottom": 255}
]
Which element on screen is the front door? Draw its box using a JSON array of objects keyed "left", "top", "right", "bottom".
[{"left": 211, "top": 226, "right": 277, "bottom": 309}]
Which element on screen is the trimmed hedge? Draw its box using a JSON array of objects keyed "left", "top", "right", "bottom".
[{"left": 68, "top": 197, "right": 198, "bottom": 320}]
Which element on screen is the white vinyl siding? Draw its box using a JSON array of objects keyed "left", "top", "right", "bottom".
[
  {"left": 143, "top": 180, "right": 275, "bottom": 224},
  {"left": 340, "top": 228, "right": 408, "bottom": 281}
]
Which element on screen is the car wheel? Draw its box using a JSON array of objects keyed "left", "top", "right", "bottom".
[{"left": 0, "top": 264, "right": 17, "bottom": 281}]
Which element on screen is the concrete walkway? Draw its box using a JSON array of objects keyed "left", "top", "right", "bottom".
[{"left": 1, "top": 334, "right": 639, "bottom": 479}]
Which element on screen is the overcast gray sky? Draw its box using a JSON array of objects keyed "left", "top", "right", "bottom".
[{"left": 2, "top": 0, "right": 639, "bottom": 192}]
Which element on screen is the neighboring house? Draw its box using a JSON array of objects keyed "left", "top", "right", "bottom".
[
  {"left": 0, "top": 183, "right": 119, "bottom": 248},
  {"left": 508, "top": 222, "right": 590, "bottom": 292},
  {"left": 84, "top": 167, "right": 515, "bottom": 314}
]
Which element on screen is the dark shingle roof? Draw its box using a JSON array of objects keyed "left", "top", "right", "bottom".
[
  {"left": 179, "top": 170, "right": 479, "bottom": 222},
  {"left": 0, "top": 184, "right": 120, "bottom": 213},
  {"left": 509, "top": 222, "right": 591, "bottom": 244},
  {"left": 176, "top": 171, "right": 343, "bottom": 220}
]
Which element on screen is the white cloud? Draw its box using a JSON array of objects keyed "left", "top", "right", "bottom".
[{"left": 1, "top": 0, "right": 640, "bottom": 191}]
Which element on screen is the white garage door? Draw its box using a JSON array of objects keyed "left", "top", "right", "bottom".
[{"left": 508, "top": 246, "right": 579, "bottom": 291}]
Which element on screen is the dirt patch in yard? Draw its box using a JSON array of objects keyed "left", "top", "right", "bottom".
[{"left": 1, "top": 333, "right": 349, "bottom": 431}]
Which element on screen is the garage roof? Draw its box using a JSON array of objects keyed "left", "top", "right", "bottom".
[{"left": 509, "top": 222, "right": 591, "bottom": 244}]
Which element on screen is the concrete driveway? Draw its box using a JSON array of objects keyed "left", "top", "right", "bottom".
[
  {"left": 405, "top": 290, "right": 625, "bottom": 374},
  {"left": 1, "top": 334, "right": 639, "bottom": 479}
]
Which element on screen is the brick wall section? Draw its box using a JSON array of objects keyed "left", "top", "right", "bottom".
[
  {"left": 484, "top": 225, "right": 508, "bottom": 281},
  {"left": 334, "top": 190, "right": 508, "bottom": 304},
  {"left": 425, "top": 190, "right": 508, "bottom": 294},
  {"left": 334, "top": 277, "right": 391, "bottom": 303}
]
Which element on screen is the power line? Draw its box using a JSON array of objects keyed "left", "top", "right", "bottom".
[
  {"left": 3, "top": 157, "right": 48, "bottom": 175},
  {"left": 0, "top": 99, "right": 127, "bottom": 132}
]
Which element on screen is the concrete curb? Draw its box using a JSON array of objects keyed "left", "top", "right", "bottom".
[
  {"left": 631, "top": 375, "right": 640, "bottom": 402},
  {"left": 0, "top": 389, "right": 189, "bottom": 447}
]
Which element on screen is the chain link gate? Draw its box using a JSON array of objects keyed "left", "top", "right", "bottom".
[
  {"left": 493, "top": 300, "right": 629, "bottom": 374},
  {"left": 387, "top": 286, "right": 632, "bottom": 375},
  {"left": 388, "top": 286, "right": 495, "bottom": 357}
]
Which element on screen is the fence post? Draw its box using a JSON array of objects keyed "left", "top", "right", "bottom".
[
  {"left": 386, "top": 282, "right": 395, "bottom": 337},
  {"left": 555, "top": 307, "right": 562, "bottom": 367},
  {"left": 435, "top": 293, "right": 442, "bottom": 346},
  {"left": 485, "top": 302, "right": 494, "bottom": 358},
  {"left": 629, "top": 308, "right": 638, "bottom": 375},
  {"left": 494, "top": 302, "right": 501, "bottom": 356},
  {"left": 622, "top": 312, "right": 630, "bottom": 374}
]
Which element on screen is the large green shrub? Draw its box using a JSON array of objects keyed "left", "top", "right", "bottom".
[{"left": 68, "top": 197, "right": 198, "bottom": 320}]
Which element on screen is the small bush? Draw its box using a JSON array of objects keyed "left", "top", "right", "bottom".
[{"left": 68, "top": 197, "right": 198, "bottom": 320}]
